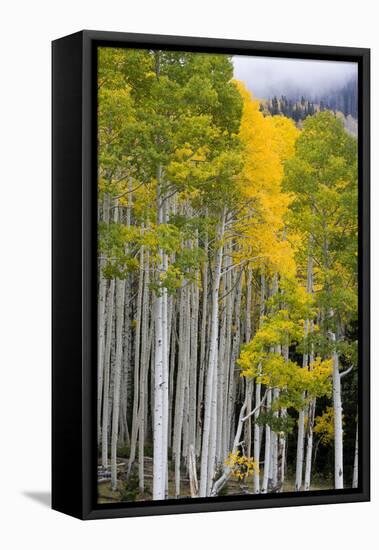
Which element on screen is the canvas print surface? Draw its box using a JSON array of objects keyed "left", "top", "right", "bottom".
[{"left": 97, "top": 47, "right": 358, "bottom": 504}]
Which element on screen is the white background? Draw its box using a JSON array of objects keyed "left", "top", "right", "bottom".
[{"left": 0, "top": 1, "right": 376, "bottom": 548}]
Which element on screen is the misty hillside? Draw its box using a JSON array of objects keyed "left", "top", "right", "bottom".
[{"left": 260, "top": 83, "right": 358, "bottom": 137}]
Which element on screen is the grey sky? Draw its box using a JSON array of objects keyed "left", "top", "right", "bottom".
[{"left": 233, "top": 55, "right": 358, "bottom": 100}]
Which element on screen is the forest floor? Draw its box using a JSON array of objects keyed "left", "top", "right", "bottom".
[{"left": 97, "top": 457, "right": 333, "bottom": 504}]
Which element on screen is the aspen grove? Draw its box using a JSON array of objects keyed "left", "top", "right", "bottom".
[{"left": 97, "top": 48, "right": 359, "bottom": 502}]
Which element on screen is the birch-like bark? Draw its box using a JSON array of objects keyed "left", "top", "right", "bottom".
[
  {"left": 153, "top": 165, "right": 169, "bottom": 500},
  {"left": 254, "top": 272, "right": 265, "bottom": 493},
  {"left": 101, "top": 207, "right": 118, "bottom": 470},
  {"left": 221, "top": 266, "right": 234, "bottom": 462},
  {"left": 188, "top": 444, "right": 199, "bottom": 497},
  {"left": 352, "top": 415, "right": 358, "bottom": 488},
  {"left": 304, "top": 397, "right": 316, "bottom": 491},
  {"left": 173, "top": 283, "right": 189, "bottom": 497},
  {"left": 199, "top": 209, "right": 226, "bottom": 497},
  {"left": 97, "top": 192, "right": 110, "bottom": 444},
  {"left": 196, "top": 230, "right": 208, "bottom": 456},
  {"left": 216, "top": 250, "right": 228, "bottom": 464},
  {"left": 138, "top": 250, "right": 150, "bottom": 492},
  {"left": 331, "top": 331, "right": 344, "bottom": 489},
  {"left": 111, "top": 276, "right": 126, "bottom": 490},
  {"left": 262, "top": 389, "right": 272, "bottom": 493},
  {"left": 101, "top": 278, "right": 115, "bottom": 468},
  {"left": 127, "top": 246, "right": 144, "bottom": 477},
  {"left": 244, "top": 267, "right": 253, "bottom": 457},
  {"left": 227, "top": 274, "right": 243, "bottom": 451},
  {"left": 295, "top": 251, "right": 313, "bottom": 491},
  {"left": 189, "top": 264, "right": 199, "bottom": 457}
]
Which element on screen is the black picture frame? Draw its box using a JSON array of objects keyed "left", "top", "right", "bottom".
[{"left": 52, "top": 30, "right": 370, "bottom": 520}]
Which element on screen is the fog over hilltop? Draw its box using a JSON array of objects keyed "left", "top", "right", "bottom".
[{"left": 233, "top": 55, "right": 358, "bottom": 101}]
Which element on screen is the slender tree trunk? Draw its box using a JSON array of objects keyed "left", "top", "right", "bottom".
[
  {"left": 295, "top": 251, "right": 313, "bottom": 491},
  {"left": 101, "top": 214, "right": 116, "bottom": 472},
  {"left": 189, "top": 266, "right": 199, "bottom": 458},
  {"left": 227, "top": 273, "right": 243, "bottom": 453},
  {"left": 304, "top": 397, "right": 316, "bottom": 491},
  {"left": 216, "top": 251, "right": 228, "bottom": 464},
  {"left": 254, "top": 272, "right": 265, "bottom": 493},
  {"left": 127, "top": 246, "right": 144, "bottom": 477},
  {"left": 199, "top": 209, "right": 226, "bottom": 497},
  {"left": 262, "top": 389, "right": 272, "bottom": 493},
  {"left": 196, "top": 231, "right": 208, "bottom": 456},
  {"left": 188, "top": 444, "right": 199, "bottom": 497},
  {"left": 111, "top": 276, "right": 126, "bottom": 490},
  {"left": 353, "top": 415, "right": 358, "bottom": 488},
  {"left": 98, "top": 193, "right": 111, "bottom": 444},
  {"left": 331, "top": 332, "right": 344, "bottom": 489},
  {"left": 138, "top": 251, "right": 150, "bottom": 492},
  {"left": 173, "top": 282, "right": 189, "bottom": 497},
  {"left": 244, "top": 267, "right": 253, "bottom": 457}
]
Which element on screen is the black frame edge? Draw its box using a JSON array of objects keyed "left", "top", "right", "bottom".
[
  {"left": 52, "top": 30, "right": 370, "bottom": 521},
  {"left": 52, "top": 30, "right": 85, "bottom": 519}
]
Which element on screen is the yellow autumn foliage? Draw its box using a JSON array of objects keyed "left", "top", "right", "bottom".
[
  {"left": 225, "top": 451, "right": 259, "bottom": 480},
  {"left": 233, "top": 81, "right": 299, "bottom": 277}
]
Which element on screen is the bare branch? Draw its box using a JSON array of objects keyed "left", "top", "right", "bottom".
[{"left": 340, "top": 365, "right": 354, "bottom": 379}]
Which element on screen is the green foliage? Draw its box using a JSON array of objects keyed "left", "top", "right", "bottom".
[
  {"left": 314, "top": 406, "right": 335, "bottom": 446},
  {"left": 283, "top": 111, "right": 358, "bottom": 334},
  {"left": 118, "top": 473, "right": 140, "bottom": 502},
  {"left": 255, "top": 409, "right": 295, "bottom": 435}
]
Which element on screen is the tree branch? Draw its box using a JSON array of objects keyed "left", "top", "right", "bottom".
[{"left": 340, "top": 365, "right": 354, "bottom": 379}]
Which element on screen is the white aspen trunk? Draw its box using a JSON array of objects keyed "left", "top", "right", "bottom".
[
  {"left": 353, "top": 415, "right": 358, "bottom": 488},
  {"left": 120, "top": 190, "right": 132, "bottom": 447},
  {"left": 208, "top": 355, "right": 218, "bottom": 490},
  {"left": 227, "top": 274, "right": 243, "bottom": 451},
  {"left": 188, "top": 444, "right": 199, "bottom": 497},
  {"left": 244, "top": 381, "right": 253, "bottom": 457},
  {"left": 152, "top": 55, "right": 169, "bottom": 500},
  {"left": 277, "top": 408, "right": 287, "bottom": 491},
  {"left": 216, "top": 252, "right": 228, "bottom": 464},
  {"left": 101, "top": 277, "right": 115, "bottom": 468},
  {"left": 295, "top": 407, "right": 305, "bottom": 491},
  {"left": 221, "top": 262, "right": 233, "bottom": 462},
  {"left": 304, "top": 322, "right": 315, "bottom": 492},
  {"left": 244, "top": 267, "right": 253, "bottom": 457},
  {"left": 295, "top": 251, "right": 313, "bottom": 491},
  {"left": 153, "top": 288, "right": 165, "bottom": 499},
  {"left": 245, "top": 267, "right": 252, "bottom": 342},
  {"left": 126, "top": 246, "right": 144, "bottom": 477},
  {"left": 173, "top": 283, "right": 189, "bottom": 497},
  {"left": 120, "top": 277, "right": 131, "bottom": 447},
  {"left": 152, "top": 163, "right": 170, "bottom": 500},
  {"left": 182, "top": 367, "right": 190, "bottom": 462},
  {"left": 98, "top": 192, "right": 111, "bottom": 444},
  {"left": 254, "top": 272, "right": 265, "bottom": 493},
  {"left": 111, "top": 276, "right": 126, "bottom": 490},
  {"left": 304, "top": 398, "right": 316, "bottom": 491},
  {"left": 331, "top": 332, "right": 344, "bottom": 489},
  {"left": 269, "top": 275, "right": 280, "bottom": 490},
  {"left": 138, "top": 250, "right": 150, "bottom": 492},
  {"left": 210, "top": 398, "right": 248, "bottom": 496},
  {"left": 262, "top": 389, "right": 272, "bottom": 493},
  {"left": 199, "top": 209, "right": 226, "bottom": 497},
  {"left": 270, "top": 387, "right": 280, "bottom": 490},
  {"left": 189, "top": 266, "right": 199, "bottom": 457},
  {"left": 278, "top": 342, "right": 289, "bottom": 491},
  {"left": 168, "top": 300, "right": 176, "bottom": 450},
  {"left": 253, "top": 380, "right": 261, "bottom": 493},
  {"left": 161, "top": 196, "right": 169, "bottom": 496},
  {"left": 211, "top": 390, "right": 269, "bottom": 496},
  {"left": 196, "top": 231, "right": 208, "bottom": 456}
]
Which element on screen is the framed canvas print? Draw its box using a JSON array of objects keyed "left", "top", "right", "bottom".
[{"left": 52, "top": 30, "right": 370, "bottom": 520}]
